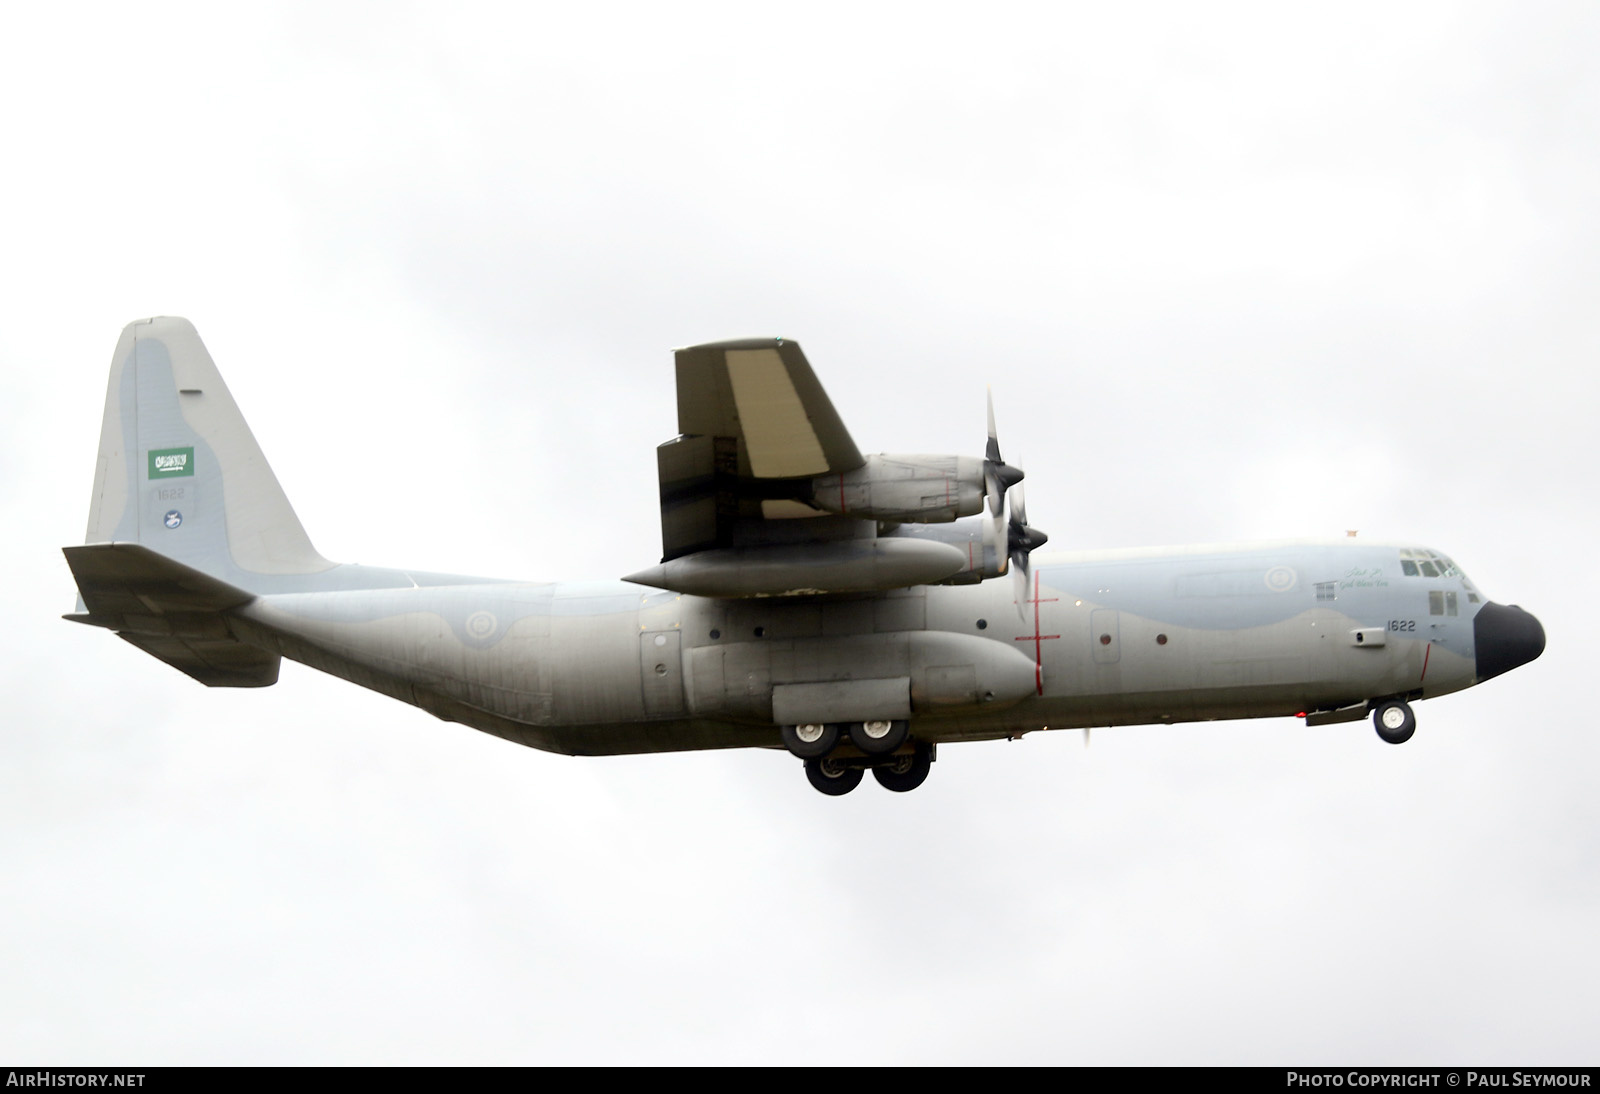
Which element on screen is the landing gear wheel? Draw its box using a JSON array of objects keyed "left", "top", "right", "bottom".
[
  {"left": 872, "top": 743, "right": 932, "bottom": 793},
  {"left": 1372, "top": 700, "right": 1416, "bottom": 745},
  {"left": 805, "top": 756, "right": 864, "bottom": 796},
  {"left": 782, "top": 722, "right": 840, "bottom": 759},
  {"left": 848, "top": 719, "right": 909, "bottom": 755}
]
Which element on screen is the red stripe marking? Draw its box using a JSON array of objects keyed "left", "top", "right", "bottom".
[
  {"left": 838, "top": 473, "right": 846, "bottom": 513},
  {"left": 1010, "top": 568, "right": 1060, "bottom": 695},
  {"left": 1420, "top": 642, "right": 1432, "bottom": 682}
]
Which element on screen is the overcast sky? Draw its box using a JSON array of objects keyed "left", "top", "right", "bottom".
[{"left": 2, "top": 1, "right": 1596, "bottom": 1065}]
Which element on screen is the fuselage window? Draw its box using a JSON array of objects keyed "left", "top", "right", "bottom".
[
  {"left": 1430, "top": 591, "right": 1445, "bottom": 616},
  {"left": 1315, "top": 582, "right": 1336, "bottom": 601},
  {"left": 1446, "top": 591, "right": 1458, "bottom": 616}
]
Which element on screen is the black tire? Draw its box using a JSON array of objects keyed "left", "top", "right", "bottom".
[
  {"left": 805, "top": 756, "right": 864, "bottom": 796},
  {"left": 848, "top": 719, "right": 909, "bottom": 755},
  {"left": 872, "top": 743, "right": 932, "bottom": 793},
  {"left": 781, "top": 722, "right": 839, "bottom": 759},
  {"left": 1372, "top": 700, "right": 1416, "bottom": 745}
]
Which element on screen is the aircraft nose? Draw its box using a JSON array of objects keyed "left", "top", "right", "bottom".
[{"left": 1474, "top": 601, "right": 1546, "bottom": 682}]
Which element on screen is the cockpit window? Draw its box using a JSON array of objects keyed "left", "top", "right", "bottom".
[{"left": 1400, "top": 548, "right": 1472, "bottom": 585}]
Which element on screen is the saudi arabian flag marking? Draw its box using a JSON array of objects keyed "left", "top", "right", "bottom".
[{"left": 148, "top": 446, "right": 195, "bottom": 478}]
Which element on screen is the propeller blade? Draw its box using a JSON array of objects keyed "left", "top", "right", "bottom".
[
  {"left": 984, "top": 389, "right": 1024, "bottom": 515},
  {"left": 1006, "top": 482, "right": 1049, "bottom": 618},
  {"left": 985, "top": 387, "right": 1001, "bottom": 465},
  {"left": 1007, "top": 481, "right": 1026, "bottom": 615},
  {"left": 981, "top": 500, "right": 1007, "bottom": 576},
  {"left": 1012, "top": 548, "right": 1030, "bottom": 620}
]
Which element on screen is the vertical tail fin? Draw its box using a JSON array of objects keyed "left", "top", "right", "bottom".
[{"left": 84, "top": 317, "right": 334, "bottom": 586}]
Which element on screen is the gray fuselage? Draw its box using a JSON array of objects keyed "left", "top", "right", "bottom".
[{"left": 229, "top": 538, "right": 1505, "bottom": 756}]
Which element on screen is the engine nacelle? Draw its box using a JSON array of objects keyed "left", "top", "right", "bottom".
[
  {"left": 623, "top": 538, "right": 970, "bottom": 597},
  {"left": 807, "top": 454, "right": 985, "bottom": 523},
  {"left": 881, "top": 513, "right": 1008, "bottom": 585}
]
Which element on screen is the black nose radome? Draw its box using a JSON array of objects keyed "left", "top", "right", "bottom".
[{"left": 1475, "top": 602, "right": 1546, "bottom": 683}]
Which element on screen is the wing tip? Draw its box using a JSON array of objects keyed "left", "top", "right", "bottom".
[{"left": 674, "top": 336, "right": 792, "bottom": 355}]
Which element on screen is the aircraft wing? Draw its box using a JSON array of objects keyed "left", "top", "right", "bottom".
[
  {"left": 657, "top": 339, "right": 867, "bottom": 562},
  {"left": 635, "top": 337, "right": 1035, "bottom": 598}
]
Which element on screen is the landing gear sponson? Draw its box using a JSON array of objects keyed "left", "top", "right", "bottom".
[{"left": 783, "top": 721, "right": 933, "bottom": 795}]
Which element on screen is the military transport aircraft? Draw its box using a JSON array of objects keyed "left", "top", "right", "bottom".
[{"left": 64, "top": 318, "right": 1545, "bottom": 795}]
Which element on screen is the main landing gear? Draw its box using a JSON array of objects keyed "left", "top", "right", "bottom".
[
  {"left": 1372, "top": 699, "right": 1417, "bottom": 745},
  {"left": 783, "top": 721, "right": 933, "bottom": 795}
]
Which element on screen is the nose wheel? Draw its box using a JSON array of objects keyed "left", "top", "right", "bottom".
[{"left": 1372, "top": 700, "right": 1416, "bottom": 745}]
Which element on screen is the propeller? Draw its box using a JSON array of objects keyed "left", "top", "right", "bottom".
[
  {"left": 1007, "top": 480, "right": 1050, "bottom": 616},
  {"left": 985, "top": 388, "right": 1024, "bottom": 516},
  {"left": 984, "top": 390, "right": 1048, "bottom": 615}
]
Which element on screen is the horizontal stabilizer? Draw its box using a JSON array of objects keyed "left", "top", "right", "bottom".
[
  {"left": 63, "top": 542, "right": 279, "bottom": 687},
  {"left": 115, "top": 631, "right": 280, "bottom": 688}
]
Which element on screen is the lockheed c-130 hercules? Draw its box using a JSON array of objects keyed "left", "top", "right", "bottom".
[{"left": 64, "top": 318, "right": 1545, "bottom": 795}]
